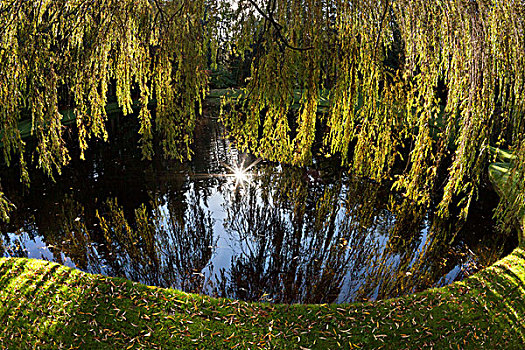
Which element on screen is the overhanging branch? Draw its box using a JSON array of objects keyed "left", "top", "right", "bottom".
[{"left": 246, "top": 0, "right": 314, "bottom": 52}]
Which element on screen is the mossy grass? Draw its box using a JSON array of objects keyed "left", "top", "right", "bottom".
[
  {"left": 1, "top": 246, "right": 524, "bottom": 349},
  {"left": 1, "top": 157, "right": 524, "bottom": 349}
]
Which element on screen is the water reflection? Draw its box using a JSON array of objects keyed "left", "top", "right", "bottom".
[{"left": 0, "top": 118, "right": 515, "bottom": 304}]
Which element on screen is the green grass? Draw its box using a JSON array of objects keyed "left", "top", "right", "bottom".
[
  {"left": 206, "top": 88, "right": 331, "bottom": 113},
  {"left": 1, "top": 155, "right": 524, "bottom": 348},
  {"left": 1, "top": 246, "right": 524, "bottom": 349}
]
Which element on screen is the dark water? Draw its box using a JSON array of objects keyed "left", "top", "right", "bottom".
[{"left": 0, "top": 118, "right": 516, "bottom": 304}]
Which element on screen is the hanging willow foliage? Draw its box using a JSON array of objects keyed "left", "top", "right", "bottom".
[
  {"left": 223, "top": 0, "right": 525, "bottom": 222},
  {"left": 0, "top": 0, "right": 209, "bottom": 220},
  {"left": 1, "top": 0, "right": 525, "bottom": 226}
]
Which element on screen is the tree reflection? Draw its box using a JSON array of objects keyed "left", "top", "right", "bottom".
[
  {"left": 0, "top": 118, "right": 512, "bottom": 304},
  {"left": 219, "top": 164, "right": 372, "bottom": 303},
  {"left": 95, "top": 190, "right": 215, "bottom": 292},
  {"left": 217, "top": 162, "right": 499, "bottom": 304},
  {"left": 41, "top": 195, "right": 99, "bottom": 272}
]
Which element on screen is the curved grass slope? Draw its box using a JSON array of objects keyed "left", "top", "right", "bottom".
[{"left": 1, "top": 164, "right": 524, "bottom": 349}]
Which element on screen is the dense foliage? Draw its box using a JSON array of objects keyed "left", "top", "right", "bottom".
[
  {"left": 0, "top": 0, "right": 208, "bottom": 187},
  {"left": 225, "top": 0, "right": 525, "bottom": 224},
  {"left": 0, "top": 0, "right": 210, "bottom": 218},
  {"left": 1, "top": 0, "right": 525, "bottom": 226}
]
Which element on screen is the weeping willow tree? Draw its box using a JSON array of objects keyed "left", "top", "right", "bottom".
[
  {"left": 1, "top": 0, "right": 525, "bottom": 227},
  {"left": 223, "top": 0, "right": 525, "bottom": 226},
  {"left": 0, "top": 0, "right": 210, "bottom": 219}
]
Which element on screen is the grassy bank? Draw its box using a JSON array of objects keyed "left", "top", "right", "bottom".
[
  {"left": 1, "top": 160, "right": 524, "bottom": 349},
  {"left": 1, "top": 248, "right": 524, "bottom": 349}
]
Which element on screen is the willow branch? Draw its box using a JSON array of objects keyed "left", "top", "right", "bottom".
[
  {"left": 246, "top": 0, "right": 314, "bottom": 52},
  {"left": 374, "top": 0, "right": 391, "bottom": 58},
  {"left": 151, "top": 0, "right": 184, "bottom": 27}
]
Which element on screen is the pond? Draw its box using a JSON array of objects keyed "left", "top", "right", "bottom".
[{"left": 0, "top": 117, "right": 516, "bottom": 304}]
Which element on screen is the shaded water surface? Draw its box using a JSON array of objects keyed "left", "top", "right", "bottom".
[{"left": 0, "top": 118, "right": 515, "bottom": 303}]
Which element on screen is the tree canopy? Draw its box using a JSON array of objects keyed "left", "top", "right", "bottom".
[{"left": 1, "top": 0, "right": 524, "bottom": 227}]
